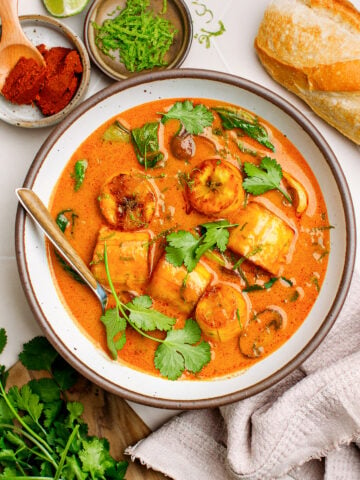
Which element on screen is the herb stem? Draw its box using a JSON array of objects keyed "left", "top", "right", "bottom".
[
  {"left": 0, "top": 423, "right": 58, "bottom": 469},
  {"left": 0, "top": 382, "right": 56, "bottom": 460},
  {"left": 104, "top": 243, "right": 166, "bottom": 345},
  {"left": 277, "top": 186, "right": 292, "bottom": 203},
  {"left": 54, "top": 424, "right": 80, "bottom": 480}
]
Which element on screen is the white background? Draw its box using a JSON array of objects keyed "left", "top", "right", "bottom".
[{"left": 1, "top": 0, "right": 360, "bottom": 428}]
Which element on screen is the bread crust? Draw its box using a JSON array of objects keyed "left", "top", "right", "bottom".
[{"left": 255, "top": 0, "right": 360, "bottom": 144}]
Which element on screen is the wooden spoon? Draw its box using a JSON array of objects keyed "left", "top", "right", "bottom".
[{"left": 0, "top": 0, "right": 45, "bottom": 91}]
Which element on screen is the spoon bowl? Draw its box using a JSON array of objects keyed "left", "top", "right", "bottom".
[
  {"left": 15, "top": 188, "right": 108, "bottom": 313},
  {"left": 0, "top": 0, "right": 45, "bottom": 91}
]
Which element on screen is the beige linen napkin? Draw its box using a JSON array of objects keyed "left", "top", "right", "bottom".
[{"left": 126, "top": 272, "right": 360, "bottom": 480}]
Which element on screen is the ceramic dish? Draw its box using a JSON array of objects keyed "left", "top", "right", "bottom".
[
  {"left": 0, "top": 15, "right": 90, "bottom": 128},
  {"left": 15, "top": 69, "right": 355, "bottom": 409},
  {"left": 84, "top": 0, "right": 192, "bottom": 80}
]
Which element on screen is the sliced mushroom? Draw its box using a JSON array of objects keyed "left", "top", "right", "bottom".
[{"left": 283, "top": 171, "right": 308, "bottom": 214}]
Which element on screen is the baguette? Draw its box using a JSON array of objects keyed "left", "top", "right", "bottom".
[{"left": 255, "top": 0, "right": 360, "bottom": 145}]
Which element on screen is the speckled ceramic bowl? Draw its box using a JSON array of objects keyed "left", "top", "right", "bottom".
[
  {"left": 0, "top": 15, "right": 91, "bottom": 128},
  {"left": 84, "top": 0, "right": 192, "bottom": 80},
  {"left": 15, "top": 69, "right": 355, "bottom": 408}
]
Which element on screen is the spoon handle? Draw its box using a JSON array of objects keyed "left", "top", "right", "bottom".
[
  {"left": 16, "top": 187, "right": 99, "bottom": 292},
  {"left": 0, "top": 0, "right": 22, "bottom": 40}
]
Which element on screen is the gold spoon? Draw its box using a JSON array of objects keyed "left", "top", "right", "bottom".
[
  {"left": 0, "top": 0, "right": 45, "bottom": 91},
  {"left": 16, "top": 188, "right": 108, "bottom": 313}
]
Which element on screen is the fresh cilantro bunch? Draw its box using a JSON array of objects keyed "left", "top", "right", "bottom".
[
  {"left": 0, "top": 330, "right": 128, "bottom": 479},
  {"left": 101, "top": 246, "right": 211, "bottom": 380},
  {"left": 165, "top": 220, "right": 238, "bottom": 273},
  {"left": 242, "top": 157, "right": 292, "bottom": 203},
  {"left": 160, "top": 100, "right": 214, "bottom": 134}
]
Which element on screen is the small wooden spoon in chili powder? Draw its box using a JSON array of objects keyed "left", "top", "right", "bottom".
[{"left": 1, "top": 43, "right": 83, "bottom": 116}]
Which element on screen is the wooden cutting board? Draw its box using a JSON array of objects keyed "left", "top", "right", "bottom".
[{"left": 7, "top": 361, "right": 168, "bottom": 480}]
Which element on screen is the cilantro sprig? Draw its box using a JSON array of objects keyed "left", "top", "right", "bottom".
[
  {"left": 165, "top": 220, "right": 238, "bottom": 272},
  {"left": 0, "top": 334, "right": 128, "bottom": 478},
  {"left": 242, "top": 157, "right": 292, "bottom": 203},
  {"left": 101, "top": 245, "right": 211, "bottom": 380},
  {"left": 160, "top": 100, "right": 214, "bottom": 135}
]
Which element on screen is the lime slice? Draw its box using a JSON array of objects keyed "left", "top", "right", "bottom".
[{"left": 42, "top": 0, "right": 90, "bottom": 17}]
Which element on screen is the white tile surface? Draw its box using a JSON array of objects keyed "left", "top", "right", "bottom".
[{"left": 1, "top": 0, "right": 360, "bottom": 429}]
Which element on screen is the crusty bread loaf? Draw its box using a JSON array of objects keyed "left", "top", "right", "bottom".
[{"left": 255, "top": 0, "right": 360, "bottom": 145}]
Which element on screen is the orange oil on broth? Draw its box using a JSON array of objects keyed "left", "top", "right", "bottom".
[{"left": 49, "top": 98, "right": 330, "bottom": 379}]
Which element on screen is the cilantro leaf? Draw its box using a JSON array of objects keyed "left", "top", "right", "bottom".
[
  {"left": 126, "top": 295, "right": 176, "bottom": 331},
  {"left": 79, "top": 437, "right": 114, "bottom": 477},
  {"left": 161, "top": 100, "right": 214, "bottom": 134},
  {"left": 165, "top": 221, "right": 237, "bottom": 273},
  {"left": 0, "top": 328, "right": 7, "bottom": 355},
  {"left": 242, "top": 157, "right": 292, "bottom": 202},
  {"left": 19, "top": 336, "right": 58, "bottom": 372},
  {"left": 52, "top": 355, "right": 78, "bottom": 390},
  {"left": 165, "top": 230, "right": 200, "bottom": 272},
  {"left": 154, "top": 319, "right": 211, "bottom": 380},
  {"left": 196, "top": 220, "right": 237, "bottom": 258},
  {"left": 62, "top": 455, "right": 88, "bottom": 480},
  {"left": 71, "top": 159, "right": 88, "bottom": 191},
  {"left": 0, "top": 397, "right": 14, "bottom": 423},
  {"left": 66, "top": 401, "right": 84, "bottom": 427},
  {"left": 100, "top": 308, "right": 127, "bottom": 359},
  {"left": 28, "top": 378, "right": 60, "bottom": 403},
  {"left": 8, "top": 385, "right": 43, "bottom": 423}
]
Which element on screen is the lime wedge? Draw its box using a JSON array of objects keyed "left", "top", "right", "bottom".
[{"left": 42, "top": 0, "right": 90, "bottom": 17}]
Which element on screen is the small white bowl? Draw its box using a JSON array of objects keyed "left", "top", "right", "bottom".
[
  {"left": 15, "top": 70, "right": 356, "bottom": 408},
  {"left": 0, "top": 15, "right": 90, "bottom": 128}
]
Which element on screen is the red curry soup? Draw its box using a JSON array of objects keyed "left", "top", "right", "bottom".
[{"left": 49, "top": 98, "right": 330, "bottom": 380}]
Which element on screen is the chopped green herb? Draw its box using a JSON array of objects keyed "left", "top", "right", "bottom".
[
  {"left": 131, "top": 121, "right": 164, "bottom": 168},
  {"left": 55, "top": 209, "right": 78, "bottom": 234},
  {"left": 311, "top": 225, "right": 335, "bottom": 232},
  {"left": 311, "top": 276, "right": 321, "bottom": 292},
  {"left": 102, "top": 120, "right": 130, "bottom": 142},
  {"left": 192, "top": 1, "right": 214, "bottom": 23},
  {"left": 237, "top": 141, "right": 260, "bottom": 157},
  {"left": 242, "top": 157, "right": 292, "bottom": 203},
  {"left": 214, "top": 106, "right": 275, "bottom": 151},
  {"left": 161, "top": 100, "right": 214, "bottom": 135},
  {"left": 177, "top": 171, "right": 195, "bottom": 190},
  {"left": 281, "top": 276, "right": 293, "bottom": 287},
  {"left": 0, "top": 334, "right": 128, "bottom": 478},
  {"left": 54, "top": 252, "right": 86, "bottom": 284},
  {"left": 243, "top": 277, "right": 278, "bottom": 292},
  {"left": 102, "top": 246, "right": 210, "bottom": 379},
  {"left": 195, "top": 20, "right": 226, "bottom": 48},
  {"left": 93, "top": 0, "right": 177, "bottom": 72},
  {"left": 71, "top": 159, "right": 88, "bottom": 191},
  {"left": 165, "top": 220, "right": 238, "bottom": 272},
  {"left": 289, "top": 290, "right": 300, "bottom": 302}
]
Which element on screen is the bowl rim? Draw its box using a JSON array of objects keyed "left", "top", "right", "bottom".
[
  {"left": 15, "top": 68, "right": 356, "bottom": 409},
  {"left": 0, "top": 14, "right": 91, "bottom": 129},
  {"left": 83, "top": 0, "right": 193, "bottom": 81}
]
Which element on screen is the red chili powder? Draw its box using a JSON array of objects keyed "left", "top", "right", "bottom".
[{"left": 1, "top": 44, "right": 83, "bottom": 116}]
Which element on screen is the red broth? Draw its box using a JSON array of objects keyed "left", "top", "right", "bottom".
[{"left": 49, "top": 98, "right": 330, "bottom": 379}]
